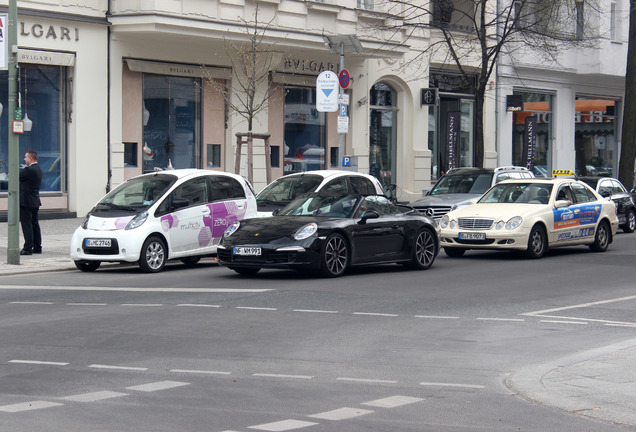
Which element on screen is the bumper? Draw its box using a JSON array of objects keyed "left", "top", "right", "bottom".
[
  {"left": 217, "top": 244, "right": 322, "bottom": 270},
  {"left": 70, "top": 227, "right": 145, "bottom": 263},
  {"left": 440, "top": 229, "right": 529, "bottom": 251}
]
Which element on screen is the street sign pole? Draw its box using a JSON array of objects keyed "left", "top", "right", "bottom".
[
  {"left": 338, "top": 42, "right": 344, "bottom": 168},
  {"left": 7, "top": 0, "right": 20, "bottom": 264}
]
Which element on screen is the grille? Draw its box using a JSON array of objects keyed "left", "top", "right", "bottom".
[
  {"left": 414, "top": 206, "right": 452, "bottom": 220},
  {"left": 217, "top": 248, "right": 232, "bottom": 262},
  {"left": 458, "top": 218, "right": 494, "bottom": 230}
]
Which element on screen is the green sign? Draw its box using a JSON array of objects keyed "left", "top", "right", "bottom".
[{"left": 14, "top": 107, "right": 22, "bottom": 120}]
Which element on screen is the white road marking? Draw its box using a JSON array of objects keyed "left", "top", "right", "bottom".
[
  {"left": 67, "top": 303, "right": 107, "bottom": 306},
  {"left": 308, "top": 407, "right": 374, "bottom": 420},
  {"left": 170, "top": 369, "right": 231, "bottom": 375},
  {"left": 177, "top": 304, "right": 222, "bottom": 308},
  {"left": 292, "top": 309, "right": 338, "bottom": 314},
  {"left": 9, "top": 360, "right": 69, "bottom": 366},
  {"left": 121, "top": 303, "right": 163, "bottom": 307},
  {"left": 126, "top": 380, "right": 190, "bottom": 392},
  {"left": 522, "top": 294, "right": 636, "bottom": 316},
  {"left": 248, "top": 419, "right": 318, "bottom": 431},
  {"left": 0, "top": 285, "right": 272, "bottom": 293},
  {"left": 89, "top": 364, "right": 148, "bottom": 371},
  {"left": 605, "top": 323, "right": 636, "bottom": 328},
  {"left": 253, "top": 373, "right": 313, "bottom": 380},
  {"left": 9, "top": 301, "right": 53, "bottom": 305},
  {"left": 362, "top": 395, "right": 424, "bottom": 408},
  {"left": 62, "top": 391, "right": 128, "bottom": 402},
  {"left": 476, "top": 318, "right": 524, "bottom": 322},
  {"left": 353, "top": 312, "right": 398, "bottom": 317},
  {"left": 540, "top": 320, "right": 588, "bottom": 325},
  {"left": 0, "top": 401, "right": 63, "bottom": 412},
  {"left": 237, "top": 307, "right": 277, "bottom": 311},
  {"left": 336, "top": 377, "right": 398, "bottom": 384},
  {"left": 414, "top": 315, "right": 460, "bottom": 319},
  {"left": 419, "top": 382, "right": 485, "bottom": 389}
]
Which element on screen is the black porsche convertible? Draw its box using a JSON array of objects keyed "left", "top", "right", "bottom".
[{"left": 217, "top": 192, "right": 440, "bottom": 277}]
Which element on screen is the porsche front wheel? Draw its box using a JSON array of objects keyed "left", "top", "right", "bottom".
[{"left": 320, "top": 233, "right": 348, "bottom": 277}]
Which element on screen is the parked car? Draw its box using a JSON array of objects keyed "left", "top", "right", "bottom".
[
  {"left": 218, "top": 192, "right": 440, "bottom": 277},
  {"left": 439, "top": 177, "right": 619, "bottom": 258},
  {"left": 578, "top": 176, "right": 636, "bottom": 233},
  {"left": 255, "top": 170, "right": 384, "bottom": 216},
  {"left": 410, "top": 166, "right": 534, "bottom": 220},
  {"left": 70, "top": 169, "right": 257, "bottom": 273}
]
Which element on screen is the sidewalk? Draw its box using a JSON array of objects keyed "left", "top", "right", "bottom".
[{"left": 1, "top": 218, "right": 636, "bottom": 427}]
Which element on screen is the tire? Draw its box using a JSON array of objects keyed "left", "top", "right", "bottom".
[
  {"left": 406, "top": 229, "right": 436, "bottom": 270},
  {"left": 180, "top": 257, "right": 201, "bottom": 266},
  {"left": 320, "top": 233, "right": 349, "bottom": 277},
  {"left": 74, "top": 260, "right": 101, "bottom": 272},
  {"left": 138, "top": 236, "right": 167, "bottom": 273},
  {"left": 622, "top": 210, "right": 636, "bottom": 233},
  {"left": 444, "top": 247, "right": 465, "bottom": 258},
  {"left": 525, "top": 225, "right": 547, "bottom": 259},
  {"left": 230, "top": 267, "right": 261, "bottom": 276},
  {"left": 590, "top": 221, "right": 611, "bottom": 252}
]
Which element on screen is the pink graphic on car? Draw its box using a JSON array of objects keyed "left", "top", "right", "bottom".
[
  {"left": 114, "top": 216, "right": 134, "bottom": 229},
  {"left": 160, "top": 214, "right": 180, "bottom": 232}
]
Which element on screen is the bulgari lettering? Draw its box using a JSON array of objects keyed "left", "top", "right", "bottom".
[
  {"left": 284, "top": 58, "right": 338, "bottom": 74},
  {"left": 169, "top": 67, "right": 195, "bottom": 75},
  {"left": 20, "top": 22, "right": 79, "bottom": 41},
  {"left": 20, "top": 53, "right": 53, "bottom": 63}
]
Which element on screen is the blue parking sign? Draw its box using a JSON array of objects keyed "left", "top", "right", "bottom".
[
  {"left": 343, "top": 157, "right": 351, "bottom": 167},
  {"left": 340, "top": 104, "right": 347, "bottom": 116}
]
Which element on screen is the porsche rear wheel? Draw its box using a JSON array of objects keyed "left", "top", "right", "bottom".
[
  {"left": 623, "top": 210, "right": 636, "bottom": 233},
  {"left": 320, "top": 233, "right": 348, "bottom": 277},
  {"left": 406, "top": 228, "right": 436, "bottom": 270}
]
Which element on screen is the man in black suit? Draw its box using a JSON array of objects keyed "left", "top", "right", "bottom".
[{"left": 19, "top": 149, "right": 43, "bottom": 255}]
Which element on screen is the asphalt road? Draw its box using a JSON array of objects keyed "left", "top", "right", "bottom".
[{"left": 2, "top": 233, "right": 636, "bottom": 431}]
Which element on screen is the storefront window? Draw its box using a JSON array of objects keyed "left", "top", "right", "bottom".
[
  {"left": 369, "top": 82, "right": 397, "bottom": 190},
  {"left": 574, "top": 97, "right": 617, "bottom": 176},
  {"left": 143, "top": 75, "right": 201, "bottom": 173},
  {"left": 283, "top": 86, "right": 326, "bottom": 173},
  {"left": 512, "top": 92, "right": 553, "bottom": 177}
]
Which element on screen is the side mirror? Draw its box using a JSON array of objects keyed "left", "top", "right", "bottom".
[
  {"left": 172, "top": 197, "right": 189, "bottom": 211},
  {"left": 358, "top": 210, "right": 380, "bottom": 224},
  {"left": 422, "top": 189, "right": 431, "bottom": 197},
  {"left": 554, "top": 200, "right": 571, "bottom": 208},
  {"left": 272, "top": 208, "right": 281, "bottom": 216},
  {"left": 600, "top": 190, "right": 611, "bottom": 198}
]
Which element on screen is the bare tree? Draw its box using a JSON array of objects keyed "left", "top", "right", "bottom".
[
  {"left": 375, "top": 0, "right": 600, "bottom": 168},
  {"left": 618, "top": 0, "right": 636, "bottom": 190},
  {"left": 203, "top": 2, "right": 281, "bottom": 183}
]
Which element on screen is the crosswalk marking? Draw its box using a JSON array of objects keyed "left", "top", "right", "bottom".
[
  {"left": 248, "top": 419, "right": 318, "bottom": 431},
  {"left": 62, "top": 391, "right": 128, "bottom": 402},
  {"left": 0, "top": 401, "right": 63, "bottom": 412},
  {"left": 308, "top": 407, "right": 374, "bottom": 420},
  {"left": 126, "top": 381, "right": 190, "bottom": 392},
  {"left": 362, "top": 395, "right": 424, "bottom": 408}
]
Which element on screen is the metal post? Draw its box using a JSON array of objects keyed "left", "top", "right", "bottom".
[
  {"left": 338, "top": 42, "right": 344, "bottom": 168},
  {"left": 7, "top": 0, "right": 20, "bottom": 265}
]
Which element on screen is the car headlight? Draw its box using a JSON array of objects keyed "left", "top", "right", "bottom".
[
  {"left": 440, "top": 215, "right": 449, "bottom": 229},
  {"left": 81, "top": 214, "right": 90, "bottom": 229},
  {"left": 224, "top": 221, "right": 241, "bottom": 238},
  {"left": 294, "top": 223, "right": 317, "bottom": 240},
  {"left": 125, "top": 211, "right": 148, "bottom": 230},
  {"left": 505, "top": 216, "right": 523, "bottom": 230}
]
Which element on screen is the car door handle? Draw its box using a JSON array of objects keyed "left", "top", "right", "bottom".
[
  {"left": 237, "top": 201, "right": 245, "bottom": 209},
  {"left": 574, "top": 209, "right": 580, "bottom": 214}
]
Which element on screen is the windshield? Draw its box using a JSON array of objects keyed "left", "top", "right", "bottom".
[
  {"left": 479, "top": 183, "right": 553, "bottom": 204},
  {"left": 96, "top": 174, "right": 176, "bottom": 212},
  {"left": 257, "top": 175, "right": 323, "bottom": 205},
  {"left": 278, "top": 193, "right": 361, "bottom": 218},
  {"left": 431, "top": 172, "right": 493, "bottom": 195}
]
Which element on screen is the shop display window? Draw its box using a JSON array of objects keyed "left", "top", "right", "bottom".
[
  {"left": 512, "top": 92, "right": 553, "bottom": 177},
  {"left": 574, "top": 97, "right": 617, "bottom": 177}
]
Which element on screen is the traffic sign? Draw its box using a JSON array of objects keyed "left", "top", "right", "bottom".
[
  {"left": 340, "top": 105, "right": 347, "bottom": 116},
  {"left": 338, "top": 116, "right": 349, "bottom": 134},
  {"left": 339, "top": 69, "right": 350, "bottom": 89},
  {"left": 316, "top": 71, "right": 339, "bottom": 112}
]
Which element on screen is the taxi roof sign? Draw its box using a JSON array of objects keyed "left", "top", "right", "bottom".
[{"left": 552, "top": 169, "right": 575, "bottom": 177}]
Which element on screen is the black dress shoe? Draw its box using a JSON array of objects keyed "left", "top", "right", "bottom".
[
  {"left": 33, "top": 249, "right": 42, "bottom": 254},
  {"left": 20, "top": 249, "right": 32, "bottom": 255}
]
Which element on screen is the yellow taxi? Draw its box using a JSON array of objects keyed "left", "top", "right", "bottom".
[{"left": 439, "top": 171, "right": 619, "bottom": 258}]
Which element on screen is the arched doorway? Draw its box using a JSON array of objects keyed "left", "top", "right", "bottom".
[{"left": 369, "top": 82, "right": 397, "bottom": 190}]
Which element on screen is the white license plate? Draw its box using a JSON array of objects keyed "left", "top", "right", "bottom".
[
  {"left": 85, "top": 239, "right": 112, "bottom": 247},
  {"left": 233, "top": 247, "right": 261, "bottom": 256},
  {"left": 459, "top": 232, "right": 486, "bottom": 240}
]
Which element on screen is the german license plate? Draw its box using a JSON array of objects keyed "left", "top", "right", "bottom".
[
  {"left": 85, "top": 239, "right": 112, "bottom": 247},
  {"left": 233, "top": 247, "right": 261, "bottom": 256},
  {"left": 459, "top": 232, "right": 486, "bottom": 240}
]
